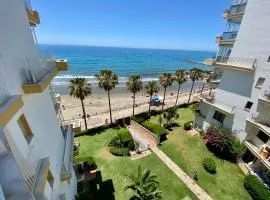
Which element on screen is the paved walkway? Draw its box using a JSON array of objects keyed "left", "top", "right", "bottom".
[{"left": 151, "top": 147, "right": 213, "bottom": 200}]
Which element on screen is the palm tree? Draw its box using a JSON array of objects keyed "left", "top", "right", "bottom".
[
  {"left": 69, "top": 78, "right": 91, "bottom": 130},
  {"left": 174, "top": 69, "right": 186, "bottom": 106},
  {"left": 95, "top": 70, "right": 118, "bottom": 124},
  {"left": 145, "top": 81, "right": 159, "bottom": 113},
  {"left": 187, "top": 67, "right": 203, "bottom": 103},
  {"left": 127, "top": 75, "right": 143, "bottom": 116},
  {"left": 163, "top": 107, "right": 179, "bottom": 128},
  {"left": 124, "top": 165, "right": 162, "bottom": 200},
  {"left": 159, "top": 73, "right": 174, "bottom": 110}
]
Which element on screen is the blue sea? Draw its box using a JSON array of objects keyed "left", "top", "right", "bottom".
[{"left": 40, "top": 44, "right": 215, "bottom": 87}]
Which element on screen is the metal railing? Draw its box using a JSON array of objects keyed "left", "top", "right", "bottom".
[
  {"left": 229, "top": 3, "right": 247, "bottom": 15},
  {"left": 22, "top": 56, "right": 55, "bottom": 84},
  {"left": 221, "top": 31, "right": 238, "bottom": 40},
  {"left": 0, "top": 66, "right": 9, "bottom": 105},
  {"left": 263, "top": 90, "right": 270, "bottom": 100},
  {"left": 21, "top": 140, "right": 42, "bottom": 192},
  {"left": 24, "top": 0, "right": 32, "bottom": 11},
  {"left": 216, "top": 56, "right": 256, "bottom": 68},
  {"left": 61, "top": 126, "right": 73, "bottom": 178}
]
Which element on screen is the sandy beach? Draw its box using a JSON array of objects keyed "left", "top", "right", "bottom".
[{"left": 57, "top": 81, "right": 215, "bottom": 128}]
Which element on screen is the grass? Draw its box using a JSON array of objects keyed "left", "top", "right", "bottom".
[
  {"left": 75, "top": 128, "right": 197, "bottom": 200},
  {"left": 148, "top": 106, "right": 252, "bottom": 200}
]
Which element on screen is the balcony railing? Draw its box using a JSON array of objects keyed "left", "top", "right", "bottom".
[
  {"left": 264, "top": 90, "right": 270, "bottom": 100},
  {"left": 0, "top": 70, "right": 9, "bottom": 105},
  {"left": 61, "top": 125, "right": 73, "bottom": 181},
  {"left": 230, "top": 3, "right": 247, "bottom": 14},
  {"left": 216, "top": 56, "right": 256, "bottom": 68},
  {"left": 21, "top": 141, "right": 42, "bottom": 192},
  {"left": 221, "top": 31, "right": 238, "bottom": 40},
  {"left": 22, "top": 57, "right": 55, "bottom": 85}
]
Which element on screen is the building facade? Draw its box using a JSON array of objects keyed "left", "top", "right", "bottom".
[
  {"left": 193, "top": 0, "right": 270, "bottom": 186},
  {"left": 0, "top": 0, "right": 77, "bottom": 199}
]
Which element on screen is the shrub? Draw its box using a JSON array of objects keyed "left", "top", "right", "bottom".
[
  {"left": 75, "top": 123, "right": 117, "bottom": 137},
  {"left": 117, "top": 128, "right": 132, "bottom": 143},
  {"left": 109, "top": 147, "right": 130, "bottom": 156},
  {"left": 132, "top": 116, "right": 146, "bottom": 124},
  {"left": 202, "top": 158, "right": 216, "bottom": 174},
  {"left": 205, "top": 125, "right": 244, "bottom": 161},
  {"left": 108, "top": 135, "right": 122, "bottom": 147},
  {"left": 244, "top": 175, "right": 270, "bottom": 200},
  {"left": 142, "top": 121, "right": 167, "bottom": 139},
  {"left": 128, "top": 140, "right": 135, "bottom": 151},
  {"left": 184, "top": 121, "right": 193, "bottom": 130}
]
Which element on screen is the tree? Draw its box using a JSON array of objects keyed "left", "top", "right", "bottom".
[
  {"left": 124, "top": 165, "right": 162, "bottom": 200},
  {"left": 69, "top": 78, "right": 91, "bottom": 130},
  {"left": 95, "top": 70, "right": 118, "bottom": 123},
  {"left": 163, "top": 107, "right": 179, "bottom": 128},
  {"left": 187, "top": 67, "right": 204, "bottom": 103},
  {"left": 127, "top": 75, "right": 143, "bottom": 116},
  {"left": 174, "top": 69, "right": 186, "bottom": 106},
  {"left": 159, "top": 73, "right": 174, "bottom": 110},
  {"left": 145, "top": 81, "right": 159, "bottom": 113}
]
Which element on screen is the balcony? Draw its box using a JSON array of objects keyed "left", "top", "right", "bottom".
[
  {"left": 25, "top": 0, "right": 40, "bottom": 26},
  {"left": 20, "top": 140, "right": 50, "bottom": 198},
  {"left": 200, "top": 95, "right": 236, "bottom": 115},
  {"left": 61, "top": 125, "right": 74, "bottom": 182},
  {"left": 244, "top": 141, "right": 270, "bottom": 170},
  {"left": 22, "top": 57, "right": 59, "bottom": 94},
  {"left": 216, "top": 31, "right": 238, "bottom": 45},
  {"left": 0, "top": 73, "right": 24, "bottom": 127},
  {"left": 223, "top": 3, "right": 247, "bottom": 21},
  {"left": 246, "top": 118, "right": 270, "bottom": 137},
  {"left": 203, "top": 56, "right": 256, "bottom": 72},
  {"left": 55, "top": 60, "right": 68, "bottom": 71},
  {"left": 258, "top": 90, "right": 270, "bottom": 105}
]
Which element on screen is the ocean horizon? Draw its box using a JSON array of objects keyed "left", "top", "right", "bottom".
[{"left": 40, "top": 44, "right": 215, "bottom": 87}]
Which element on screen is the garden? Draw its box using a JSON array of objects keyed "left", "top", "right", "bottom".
[{"left": 74, "top": 128, "right": 197, "bottom": 200}]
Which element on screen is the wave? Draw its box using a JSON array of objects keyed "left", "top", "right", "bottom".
[{"left": 52, "top": 75, "right": 159, "bottom": 86}]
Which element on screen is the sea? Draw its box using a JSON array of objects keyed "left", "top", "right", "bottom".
[{"left": 40, "top": 44, "right": 215, "bottom": 92}]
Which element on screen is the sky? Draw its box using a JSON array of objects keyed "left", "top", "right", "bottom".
[{"left": 32, "top": 0, "right": 231, "bottom": 51}]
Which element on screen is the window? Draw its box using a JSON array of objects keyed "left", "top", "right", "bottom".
[
  {"left": 18, "top": 114, "right": 33, "bottom": 144},
  {"left": 267, "top": 56, "right": 270, "bottom": 62},
  {"left": 47, "top": 170, "right": 54, "bottom": 188},
  {"left": 244, "top": 101, "right": 253, "bottom": 110},
  {"left": 255, "top": 77, "right": 265, "bottom": 88},
  {"left": 213, "top": 111, "right": 226, "bottom": 123},
  {"left": 257, "top": 130, "right": 269, "bottom": 143}
]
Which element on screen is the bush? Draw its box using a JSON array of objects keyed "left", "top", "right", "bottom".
[
  {"left": 244, "top": 175, "right": 270, "bottom": 200},
  {"left": 108, "top": 135, "right": 122, "bottom": 147},
  {"left": 75, "top": 123, "right": 117, "bottom": 137},
  {"left": 109, "top": 147, "right": 130, "bottom": 156},
  {"left": 142, "top": 121, "right": 167, "bottom": 139},
  {"left": 75, "top": 156, "right": 97, "bottom": 173},
  {"left": 205, "top": 125, "right": 244, "bottom": 161},
  {"left": 132, "top": 116, "right": 146, "bottom": 124},
  {"left": 117, "top": 128, "right": 132, "bottom": 143},
  {"left": 128, "top": 140, "right": 135, "bottom": 151},
  {"left": 202, "top": 158, "right": 216, "bottom": 174},
  {"left": 184, "top": 121, "right": 193, "bottom": 130}
]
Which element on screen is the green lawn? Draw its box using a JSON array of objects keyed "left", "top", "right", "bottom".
[
  {"left": 75, "top": 128, "right": 197, "bottom": 200},
  {"left": 149, "top": 107, "right": 251, "bottom": 200}
]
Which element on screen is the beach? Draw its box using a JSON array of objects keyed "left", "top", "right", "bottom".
[{"left": 57, "top": 81, "right": 214, "bottom": 126}]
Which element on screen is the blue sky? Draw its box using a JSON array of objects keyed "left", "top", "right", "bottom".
[{"left": 33, "top": 0, "right": 231, "bottom": 51}]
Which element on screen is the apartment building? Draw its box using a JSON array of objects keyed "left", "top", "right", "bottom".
[
  {"left": 193, "top": 0, "right": 270, "bottom": 186},
  {"left": 0, "top": 0, "right": 77, "bottom": 199}
]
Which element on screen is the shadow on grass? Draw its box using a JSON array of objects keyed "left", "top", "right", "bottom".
[{"left": 77, "top": 171, "right": 115, "bottom": 200}]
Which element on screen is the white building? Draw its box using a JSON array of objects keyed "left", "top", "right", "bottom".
[
  {"left": 0, "top": 0, "right": 77, "bottom": 199},
  {"left": 193, "top": 0, "right": 270, "bottom": 186}
]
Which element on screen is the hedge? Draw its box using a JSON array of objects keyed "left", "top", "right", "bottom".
[
  {"left": 75, "top": 123, "right": 117, "bottom": 137},
  {"left": 142, "top": 121, "right": 167, "bottom": 139},
  {"left": 117, "top": 128, "right": 132, "bottom": 143},
  {"left": 109, "top": 147, "right": 130, "bottom": 156},
  {"left": 244, "top": 175, "right": 270, "bottom": 200},
  {"left": 202, "top": 157, "right": 216, "bottom": 174},
  {"left": 184, "top": 121, "right": 193, "bottom": 130}
]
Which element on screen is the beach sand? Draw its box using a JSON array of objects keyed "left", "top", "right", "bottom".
[{"left": 58, "top": 81, "right": 214, "bottom": 121}]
